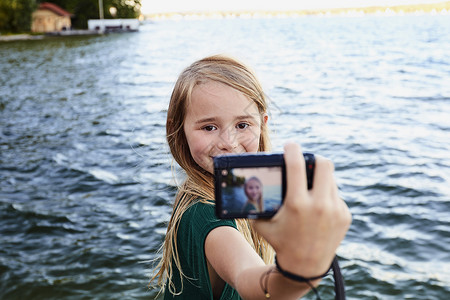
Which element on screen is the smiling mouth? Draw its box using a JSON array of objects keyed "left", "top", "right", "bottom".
[{"left": 212, "top": 149, "right": 246, "bottom": 157}]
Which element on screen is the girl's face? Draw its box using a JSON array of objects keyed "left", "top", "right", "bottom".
[
  {"left": 183, "top": 81, "right": 267, "bottom": 174},
  {"left": 245, "top": 179, "right": 262, "bottom": 201}
]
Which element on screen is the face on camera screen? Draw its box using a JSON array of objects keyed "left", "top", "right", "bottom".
[{"left": 219, "top": 166, "right": 283, "bottom": 217}]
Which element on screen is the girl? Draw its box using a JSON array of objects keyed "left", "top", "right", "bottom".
[
  {"left": 242, "top": 176, "right": 263, "bottom": 213},
  {"left": 152, "top": 55, "right": 351, "bottom": 299}
]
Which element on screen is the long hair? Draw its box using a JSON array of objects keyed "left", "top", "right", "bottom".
[
  {"left": 151, "top": 55, "right": 274, "bottom": 295},
  {"left": 244, "top": 176, "right": 264, "bottom": 212}
]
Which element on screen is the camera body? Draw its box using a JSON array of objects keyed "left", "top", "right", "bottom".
[{"left": 214, "top": 152, "right": 315, "bottom": 219}]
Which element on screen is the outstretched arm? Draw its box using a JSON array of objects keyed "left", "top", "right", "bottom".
[{"left": 205, "top": 142, "right": 352, "bottom": 299}]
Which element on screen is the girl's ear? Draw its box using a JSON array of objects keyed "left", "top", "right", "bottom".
[{"left": 263, "top": 113, "right": 268, "bottom": 125}]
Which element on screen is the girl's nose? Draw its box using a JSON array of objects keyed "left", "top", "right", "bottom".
[{"left": 218, "top": 128, "right": 238, "bottom": 151}]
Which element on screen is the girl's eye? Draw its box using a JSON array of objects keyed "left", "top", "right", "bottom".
[
  {"left": 202, "top": 125, "right": 217, "bottom": 132},
  {"left": 237, "top": 122, "right": 249, "bottom": 130}
]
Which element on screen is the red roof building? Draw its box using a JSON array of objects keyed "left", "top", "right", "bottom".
[{"left": 31, "top": 2, "right": 73, "bottom": 33}]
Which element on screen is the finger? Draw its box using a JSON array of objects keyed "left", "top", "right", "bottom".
[
  {"left": 283, "top": 142, "right": 308, "bottom": 205},
  {"left": 310, "top": 156, "right": 335, "bottom": 200}
]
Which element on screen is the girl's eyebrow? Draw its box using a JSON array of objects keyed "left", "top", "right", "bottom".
[
  {"left": 235, "top": 114, "right": 259, "bottom": 121},
  {"left": 195, "top": 114, "right": 258, "bottom": 125},
  {"left": 195, "top": 117, "right": 216, "bottom": 124}
]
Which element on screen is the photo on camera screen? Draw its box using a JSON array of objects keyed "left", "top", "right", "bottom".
[{"left": 218, "top": 166, "right": 283, "bottom": 218}]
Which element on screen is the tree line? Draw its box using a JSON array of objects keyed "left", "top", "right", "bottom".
[{"left": 0, "top": 0, "right": 142, "bottom": 33}]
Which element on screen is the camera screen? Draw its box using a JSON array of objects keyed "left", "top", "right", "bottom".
[{"left": 218, "top": 166, "right": 283, "bottom": 218}]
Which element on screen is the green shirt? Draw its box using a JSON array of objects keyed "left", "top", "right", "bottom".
[{"left": 164, "top": 201, "right": 241, "bottom": 300}]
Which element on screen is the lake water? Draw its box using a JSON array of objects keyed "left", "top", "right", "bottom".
[{"left": 1, "top": 15, "right": 449, "bottom": 299}]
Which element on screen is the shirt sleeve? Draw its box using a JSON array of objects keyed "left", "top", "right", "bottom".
[{"left": 176, "top": 201, "right": 237, "bottom": 298}]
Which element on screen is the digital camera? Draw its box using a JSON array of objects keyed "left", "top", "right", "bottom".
[{"left": 214, "top": 152, "right": 315, "bottom": 219}]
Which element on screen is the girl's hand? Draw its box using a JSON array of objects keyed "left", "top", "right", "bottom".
[{"left": 252, "top": 142, "right": 352, "bottom": 277}]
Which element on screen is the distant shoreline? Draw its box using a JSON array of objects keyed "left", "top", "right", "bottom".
[
  {"left": 0, "top": 34, "right": 44, "bottom": 42},
  {"left": 2, "top": 1, "right": 449, "bottom": 41},
  {"left": 144, "top": 1, "right": 450, "bottom": 20},
  {"left": 0, "top": 30, "right": 107, "bottom": 42}
]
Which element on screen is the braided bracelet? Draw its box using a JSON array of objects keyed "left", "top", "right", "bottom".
[{"left": 259, "top": 267, "right": 276, "bottom": 299}]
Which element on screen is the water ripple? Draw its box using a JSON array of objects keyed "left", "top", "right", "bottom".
[{"left": 1, "top": 15, "right": 449, "bottom": 299}]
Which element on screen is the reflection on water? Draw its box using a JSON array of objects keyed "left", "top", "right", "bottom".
[{"left": 1, "top": 15, "right": 449, "bottom": 299}]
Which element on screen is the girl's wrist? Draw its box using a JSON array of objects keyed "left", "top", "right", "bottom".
[
  {"left": 275, "top": 255, "right": 331, "bottom": 282},
  {"left": 274, "top": 251, "right": 332, "bottom": 279}
]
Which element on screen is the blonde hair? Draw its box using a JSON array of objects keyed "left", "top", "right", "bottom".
[
  {"left": 244, "top": 176, "right": 264, "bottom": 212},
  {"left": 151, "top": 55, "right": 274, "bottom": 295}
]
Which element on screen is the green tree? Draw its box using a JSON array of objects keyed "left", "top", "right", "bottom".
[
  {"left": 41, "top": 0, "right": 141, "bottom": 29},
  {"left": 0, "top": 0, "right": 141, "bottom": 32},
  {"left": 109, "top": 0, "right": 141, "bottom": 18},
  {"left": 0, "top": 0, "right": 37, "bottom": 33}
]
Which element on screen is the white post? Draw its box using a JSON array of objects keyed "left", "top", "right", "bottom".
[{"left": 99, "top": 0, "right": 104, "bottom": 19}]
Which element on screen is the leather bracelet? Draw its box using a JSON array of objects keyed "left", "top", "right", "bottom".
[{"left": 275, "top": 255, "right": 331, "bottom": 282}]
